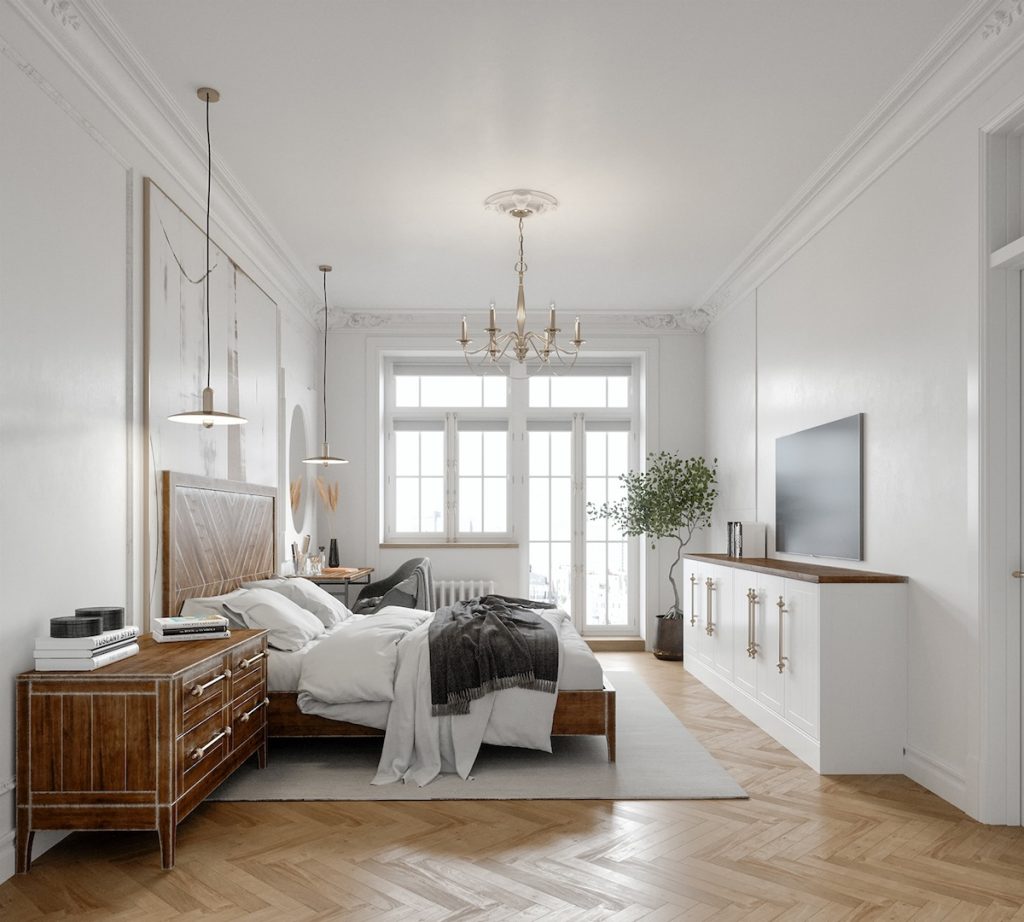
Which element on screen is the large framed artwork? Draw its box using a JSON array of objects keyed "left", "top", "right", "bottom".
[{"left": 143, "top": 178, "right": 279, "bottom": 614}]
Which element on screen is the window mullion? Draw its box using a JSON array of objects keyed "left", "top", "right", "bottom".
[{"left": 446, "top": 413, "right": 457, "bottom": 541}]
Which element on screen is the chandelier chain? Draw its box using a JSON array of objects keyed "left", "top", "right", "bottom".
[{"left": 515, "top": 217, "right": 527, "bottom": 275}]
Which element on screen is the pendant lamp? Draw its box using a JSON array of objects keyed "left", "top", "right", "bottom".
[
  {"left": 168, "top": 87, "right": 246, "bottom": 428},
  {"left": 304, "top": 265, "right": 348, "bottom": 465}
]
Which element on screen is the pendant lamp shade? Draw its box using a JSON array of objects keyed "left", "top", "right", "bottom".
[
  {"left": 169, "top": 87, "right": 246, "bottom": 429},
  {"left": 304, "top": 265, "right": 348, "bottom": 465}
]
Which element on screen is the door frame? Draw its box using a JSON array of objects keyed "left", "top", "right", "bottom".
[{"left": 980, "top": 113, "right": 1024, "bottom": 825}]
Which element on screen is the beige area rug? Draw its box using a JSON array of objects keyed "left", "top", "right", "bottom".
[{"left": 210, "top": 671, "right": 747, "bottom": 801}]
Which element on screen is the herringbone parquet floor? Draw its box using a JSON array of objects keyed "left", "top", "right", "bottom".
[{"left": 3, "top": 654, "right": 1023, "bottom": 920}]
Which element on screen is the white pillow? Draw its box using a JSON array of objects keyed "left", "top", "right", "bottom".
[
  {"left": 179, "top": 589, "right": 248, "bottom": 628},
  {"left": 299, "top": 608, "right": 432, "bottom": 704},
  {"left": 223, "top": 588, "right": 325, "bottom": 651},
  {"left": 242, "top": 577, "right": 352, "bottom": 628}
]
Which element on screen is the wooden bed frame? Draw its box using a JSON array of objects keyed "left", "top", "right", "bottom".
[{"left": 163, "top": 471, "right": 616, "bottom": 761}]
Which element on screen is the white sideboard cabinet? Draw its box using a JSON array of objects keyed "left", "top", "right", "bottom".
[{"left": 682, "top": 554, "right": 908, "bottom": 774}]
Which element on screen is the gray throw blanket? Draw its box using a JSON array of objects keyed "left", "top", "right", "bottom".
[{"left": 428, "top": 595, "right": 559, "bottom": 717}]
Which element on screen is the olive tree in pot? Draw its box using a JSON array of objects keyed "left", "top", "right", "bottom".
[{"left": 587, "top": 452, "right": 717, "bottom": 660}]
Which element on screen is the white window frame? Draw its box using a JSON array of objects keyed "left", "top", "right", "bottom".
[{"left": 383, "top": 359, "right": 512, "bottom": 543}]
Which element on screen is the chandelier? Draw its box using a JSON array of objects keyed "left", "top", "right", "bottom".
[{"left": 458, "top": 190, "right": 583, "bottom": 373}]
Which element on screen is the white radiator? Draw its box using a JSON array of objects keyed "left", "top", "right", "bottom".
[{"left": 434, "top": 579, "right": 496, "bottom": 609}]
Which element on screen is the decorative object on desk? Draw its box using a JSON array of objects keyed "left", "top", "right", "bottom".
[
  {"left": 75, "top": 606, "right": 124, "bottom": 632},
  {"left": 36, "top": 625, "right": 141, "bottom": 670},
  {"left": 152, "top": 613, "right": 230, "bottom": 643},
  {"left": 588, "top": 452, "right": 718, "bottom": 661},
  {"left": 458, "top": 189, "right": 583, "bottom": 375},
  {"left": 50, "top": 615, "right": 103, "bottom": 638},
  {"left": 166, "top": 88, "right": 246, "bottom": 429},
  {"left": 726, "top": 521, "right": 766, "bottom": 558},
  {"left": 328, "top": 537, "right": 339, "bottom": 568},
  {"left": 303, "top": 265, "right": 348, "bottom": 466}
]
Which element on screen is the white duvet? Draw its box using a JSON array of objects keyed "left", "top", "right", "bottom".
[{"left": 296, "top": 605, "right": 568, "bottom": 786}]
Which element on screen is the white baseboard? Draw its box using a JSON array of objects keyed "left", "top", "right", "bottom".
[
  {"left": 0, "top": 827, "right": 68, "bottom": 885},
  {"left": 904, "top": 746, "right": 969, "bottom": 814}
]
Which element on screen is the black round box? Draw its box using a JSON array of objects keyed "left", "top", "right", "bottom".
[
  {"left": 51, "top": 615, "right": 103, "bottom": 638},
  {"left": 75, "top": 607, "right": 124, "bottom": 631}
]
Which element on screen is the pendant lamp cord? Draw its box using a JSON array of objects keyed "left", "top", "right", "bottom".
[
  {"left": 322, "top": 270, "right": 329, "bottom": 446},
  {"left": 204, "top": 93, "right": 212, "bottom": 392}
]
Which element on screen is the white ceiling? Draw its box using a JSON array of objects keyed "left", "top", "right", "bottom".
[{"left": 100, "top": 0, "right": 967, "bottom": 319}]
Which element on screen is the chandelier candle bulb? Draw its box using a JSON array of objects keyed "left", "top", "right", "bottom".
[
  {"left": 488, "top": 303, "right": 497, "bottom": 330},
  {"left": 548, "top": 303, "right": 556, "bottom": 331},
  {"left": 460, "top": 316, "right": 468, "bottom": 343},
  {"left": 574, "top": 316, "right": 582, "bottom": 342}
]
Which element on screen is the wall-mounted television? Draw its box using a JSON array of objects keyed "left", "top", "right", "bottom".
[{"left": 775, "top": 413, "right": 863, "bottom": 561}]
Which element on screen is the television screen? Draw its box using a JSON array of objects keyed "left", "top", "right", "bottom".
[{"left": 775, "top": 413, "right": 862, "bottom": 560}]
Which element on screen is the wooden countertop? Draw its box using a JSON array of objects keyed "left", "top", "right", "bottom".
[{"left": 683, "top": 554, "right": 908, "bottom": 584}]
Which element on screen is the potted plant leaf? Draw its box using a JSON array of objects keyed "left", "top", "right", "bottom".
[{"left": 587, "top": 452, "right": 717, "bottom": 660}]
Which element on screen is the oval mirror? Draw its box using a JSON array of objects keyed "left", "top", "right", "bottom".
[{"left": 288, "top": 404, "right": 308, "bottom": 533}]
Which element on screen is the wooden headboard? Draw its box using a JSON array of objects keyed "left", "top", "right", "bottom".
[{"left": 161, "top": 471, "right": 277, "bottom": 616}]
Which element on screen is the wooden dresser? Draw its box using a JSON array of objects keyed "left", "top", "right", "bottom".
[{"left": 16, "top": 629, "right": 268, "bottom": 871}]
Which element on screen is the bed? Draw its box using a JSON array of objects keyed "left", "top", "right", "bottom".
[{"left": 162, "top": 471, "right": 616, "bottom": 764}]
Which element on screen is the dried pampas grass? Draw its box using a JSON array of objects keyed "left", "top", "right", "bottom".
[
  {"left": 316, "top": 476, "right": 339, "bottom": 512},
  {"left": 289, "top": 477, "right": 302, "bottom": 513}
]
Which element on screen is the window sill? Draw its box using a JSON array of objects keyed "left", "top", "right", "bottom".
[{"left": 380, "top": 542, "right": 519, "bottom": 549}]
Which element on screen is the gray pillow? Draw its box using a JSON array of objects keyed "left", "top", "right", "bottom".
[{"left": 242, "top": 576, "right": 353, "bottom": 628}]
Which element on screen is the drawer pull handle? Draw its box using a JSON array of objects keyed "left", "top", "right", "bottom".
[
  {"left": 189, "top": 726, "right": 231, "bottom": 762},
  {"left": 746, "top": 588, "right": 758, "bottom": 658},
  {"left": 189, "top": 671, "right": 230, "bottom": 698},
  {"left": 240, "top": 697, "right": 270, "bottom": 723},
  {"left": 777, "top": 596, "right": 789, "bottom": 673},
  {"left": 705, "top": 577, "right": 715, "bottom": 636},
  {"left": 239, "top": 651, "right": 266, "bottom": 670},
  {"left": 689, "top": 573, "right": 697, "bottom": 627}
]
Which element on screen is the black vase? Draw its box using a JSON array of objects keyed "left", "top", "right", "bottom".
[{"left": 328, "top": 538, "right": 340, "bottom": 568}]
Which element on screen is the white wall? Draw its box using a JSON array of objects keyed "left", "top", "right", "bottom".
[
  {"left": 704, "top": 35, "right": 1024, "bottom": 818},
  {"left": 324, "top": 327, "right": 704, "bottom": 640},
  {"left": 0, "top": 3, "right": 319, "bottom": 880}
]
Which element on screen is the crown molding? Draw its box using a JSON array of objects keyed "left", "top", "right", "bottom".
[
  {"left": 8, "top": 0, "right": 322, "bottom": 329},
  {"left": 698, "top": 0, "right": 1024, "bottom": 325},
  {"left": 329, "top": 308, "right": 705, "bottom": 334}
]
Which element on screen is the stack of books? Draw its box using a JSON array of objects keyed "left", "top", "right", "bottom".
[
  {"left": 35, "top": 625, "right": 141, "bottom": 671},
  {"left": 153, "top": 613, "right": 230, "bottom": 643}
]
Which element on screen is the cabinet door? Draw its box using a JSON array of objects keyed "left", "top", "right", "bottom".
[
  {"left": 781, "top": 579, "right": 820, "bottom": 740},
  {"left": 755, "top": 575, "right": 785, "bottom": 714},
  {"left": 733, "top": 572, "right": 759, "bottom": 697},
  {"left": 683, "top": 559, "right": 703, "bottom": 660},
  {"left": 707, "top": 565, "right": 734, "bottom": 680}
]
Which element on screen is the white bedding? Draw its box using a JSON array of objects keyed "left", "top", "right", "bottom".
[
  {"left": 272, "top": 605, "right": 605, "bottom": 785},
  {"left": 270, "top": 609, "right": 602, "bottom": 694}
]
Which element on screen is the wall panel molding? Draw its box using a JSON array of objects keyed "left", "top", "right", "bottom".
[{"left": 699, "top": 0, "right": 1024, "bottom": 325}]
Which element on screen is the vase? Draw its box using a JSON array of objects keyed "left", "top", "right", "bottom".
[{"left": 328, "top": 538, "right": 339, "bottom": 568}]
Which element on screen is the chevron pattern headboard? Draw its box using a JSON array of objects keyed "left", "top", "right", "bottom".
[{"left": 161, "top": 471, "right": 277, "bottom": 616}]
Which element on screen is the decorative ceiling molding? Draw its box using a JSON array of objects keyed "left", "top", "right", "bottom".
[
  {"left": 10, "top": 0, "right": 322, "bottom": 329},
  {"left": 328, "top": 308, "right": 705, "bottom": 334},
  {"left": 38, "top": 0, "right": 80, "bottom": 31},
  {"left": 982, "top": 0, "right": 1024, "bottom": 38},
  {"left": 697, "top": 0, "right": 1024, "bottom": 327}
]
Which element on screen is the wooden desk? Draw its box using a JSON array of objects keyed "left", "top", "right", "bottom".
[
  {"left": 17, "top": 630, "right": 268, "bottom": 871},
  {"left": 308, "top": 567, "right": 374, "bottom": 605}
]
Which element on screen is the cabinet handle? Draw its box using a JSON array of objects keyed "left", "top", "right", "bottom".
[
  {"left": 189, "top": 670, "right": 230, "bottom": 698},
  {"left": 238, "top": 651, "right": 266, "bottom": 670},
  {"left": 689, "top": 573, "right": 697, "bottom": 627},
  {"left": 776, "top": 596, "right": 788, "bottom": 673},
  {"left": 746, "top": 588, "right": 758, "bottom": 658},
  {"left": 705, "top": 577, "right": 715, "bottom": 636},
  {"left": 239, "top": 697, "right": 270, "bottom": 723},
  {"left": 189, "top": 726, "right": 231, "bottom": 762}
]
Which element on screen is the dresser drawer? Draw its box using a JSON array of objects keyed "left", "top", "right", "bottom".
[
  {"left": 228, "top": 637, "right": 267, "bottom": 690},
  {"left": 179, "top": 709, "right": 231, "bottom": 791},
  {"left": 179, "top": 655, "right": 230, "bottom": 727},
  {"left": 231, "top": 685, "right": 268, "bottom": 749}
]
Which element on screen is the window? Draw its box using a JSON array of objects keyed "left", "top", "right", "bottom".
[{"left": 382, "top": 357, "right": 640, "bottom": 635}]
